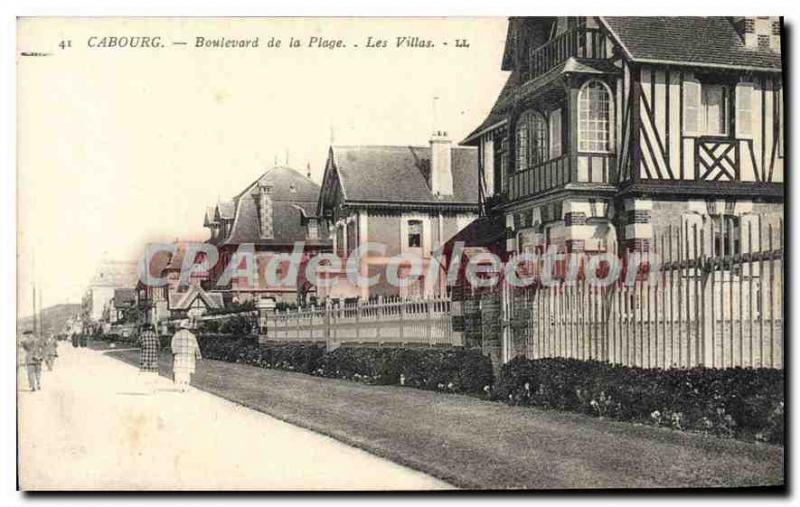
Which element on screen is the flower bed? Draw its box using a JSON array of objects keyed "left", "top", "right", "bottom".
[{"left": 494, "top": 356, "right": 784, "bottom": 444}]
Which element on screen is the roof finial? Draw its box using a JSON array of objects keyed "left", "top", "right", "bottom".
[
  {"left": 285, "top": 148, "right": 289, "bottom": 166},
  {"left": 306, "top": 162, "right": 311, "bottom": 179}
]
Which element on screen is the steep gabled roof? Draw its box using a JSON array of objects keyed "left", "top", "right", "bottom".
[
  {"left": 168, "top": 285, "right": 223, "bottom": 311},
  {"left": 221, "top": 166, "right": 330, "bottom": 246},
  {"left": 464, "top": 16, "right": 782, "bottom": 146},
  {"left": 325, "top": 145, "right": 479, "bottom": 207},
  {"left": 600, "top": 17, "right": 782, "bottom": 72}
]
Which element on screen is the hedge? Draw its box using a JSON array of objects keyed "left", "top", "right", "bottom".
[
  {"left": 197, "top": 334, "right": 323, "bottom": 374},
  {"left": 191, "top": 335, "right": 783, "bottom": 444},
  {"left": 494, "top": 356, "right": 784, "bottom": 444},
  {"left": 196, "top": 335, "right": 494, "bottom": 395},
  {"left": 318, "top": 346, "right": 495, "bottom": 394}
]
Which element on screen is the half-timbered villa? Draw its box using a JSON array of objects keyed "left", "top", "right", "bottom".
[
  {"left": 316, "top": 133, "right": 480, "bottom": 300},
  {"left": 462, "top": 16, "right": 784, "bottom": 258}
]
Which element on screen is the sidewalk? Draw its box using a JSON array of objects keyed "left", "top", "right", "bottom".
[
  {"left": 17, "top": 343, "right": 452, "bottom": 490},
  {"left": 100, "top": 343, "right": 784, "bottom": 489}
]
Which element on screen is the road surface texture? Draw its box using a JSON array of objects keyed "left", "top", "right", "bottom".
[
  {"left": 17, "top": 343, "right": 452, "bottom": 490},
  {"left": 98, "top": 342, "right": 784, "bottom": 490}
]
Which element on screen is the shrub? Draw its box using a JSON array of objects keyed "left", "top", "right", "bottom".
[
  {"left": 219, "top": 315, "right": 256, "bottom": 335},
  {"left": 494, "top": 356, "right": 784, "bottom": 444},
  {"left": 197, "top": 334, "right": 323, "bottom": 374},
  {"left": 196, "top": 335, "right": 494, "bottom": 396},
  {"left": 198, "top": 320, "right": 220, "bottom": 333},
  {"left": 319, "top": 347, "right": 494, "bottom": 395}
]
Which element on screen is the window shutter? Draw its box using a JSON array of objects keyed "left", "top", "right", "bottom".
[
  {"left": 683, "top": 79, "right": 701, "bottom": 135},
  {"left": 549, "top": 109, "right": 562, "bottom": 158},
  {"left": 735, "top": 82, "right": 754, "bottom": 138}
]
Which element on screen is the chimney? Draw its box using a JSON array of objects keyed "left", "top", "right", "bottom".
[
  {"left": 733, "top": 17, "right": 781, "bottom": 52},
  {"left": 429, "top": 130, "right": 453, "bottom": 196},
  {"left": 253, "top": 181, "right": 274, "bottom": 239}
]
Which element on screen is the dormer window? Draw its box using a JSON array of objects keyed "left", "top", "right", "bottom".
[{"left": 307, "top": 218, "right": 319, "bottom": 240}]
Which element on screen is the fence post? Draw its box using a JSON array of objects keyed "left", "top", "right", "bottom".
[
  {"left": 324, "top": 298, "right": 332, "bottom": 351},
  {"left": 376, "top": 296, "right": 382, "bottom": 345},
  {"left": 355, "top": 299, "right": 361, "bottom": 342},
  {"left": 399, "top": 300, "right": 405, "bottom": 342},
  {"left": 700, "top": 222, "right": 715, "bottom": 367},
  {"left": 426, "top": 299, "right": 433, "bottom": 346}
]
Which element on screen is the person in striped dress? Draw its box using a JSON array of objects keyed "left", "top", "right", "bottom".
[{"left": 170, "top": 320, "right": 202, "bottom": 392}]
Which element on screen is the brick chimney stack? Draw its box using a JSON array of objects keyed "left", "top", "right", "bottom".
[
  {"left": 429, "top": 130, "right": 454, "bottom": 196},
  {"left": 254, "top": 181, "right": 274, "bottom": 239},
  {"left": 733, "top": 17, "right": 781, "bottom": 52}
]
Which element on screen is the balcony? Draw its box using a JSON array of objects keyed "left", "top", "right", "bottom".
[
  {"left": 507, "top": 152, "right": 617, "bottom": 201},
  {"left": 525, "top": 27, "right": 609, "bottom": 82},
  {"left": 508, "top": 155, "right": 571, "bottom": 201}
]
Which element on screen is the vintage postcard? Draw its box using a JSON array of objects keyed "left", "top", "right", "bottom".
[{"left": 16, "top": 16, "right": 784, "bottom": 491}]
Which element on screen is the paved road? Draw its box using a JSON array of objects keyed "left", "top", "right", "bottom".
[{"left": 17, "top": 343, "right": 451, "bottom": 490}]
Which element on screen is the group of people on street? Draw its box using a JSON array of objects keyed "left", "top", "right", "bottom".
[
  {"left": 139, "top": 319, "right": 202, "bottom": 393},
  {"left": 21, "top": 316, "right": 203, "bottom": 394},
  {"left": 19, "top": 331, "right": 58, "bottom": 392},
  {"left": 68, "top": 316, "right": 89, "bottom": 348}
]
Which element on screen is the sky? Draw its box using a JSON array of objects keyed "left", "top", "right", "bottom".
[{"left": 17, "top": 17, "right": 509, "bottom": 314}]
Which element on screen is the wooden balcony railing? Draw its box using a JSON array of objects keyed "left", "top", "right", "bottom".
[
  {"left": 526, "top": 27, "right": 609, "bottom": 81},
  {"left": 508, "top": 155, "right": 571, "bottom": 201}
]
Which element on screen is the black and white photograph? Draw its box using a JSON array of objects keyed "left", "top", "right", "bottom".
[{"left": 11, "top": 8, "right": 787, "bottom": 493}]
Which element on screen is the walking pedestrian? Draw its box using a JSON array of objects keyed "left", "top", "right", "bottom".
[
  {"left": 69, "top": 317, "right": 79, "bottom": 348},
  {"left": 139, "top": 323, "right": 160, "bottom": 392},
  {"left": 20, "top": 331, "right": 44, "bottom": 392},
  {"left": 43, "top": 334, "right": 58, "bottom": 371},
  {"left": 170, "top": 320, "right": 202, "bottom": 392},
  {"left": 79, "top": 321, "right": 88, "bottom": 348}
]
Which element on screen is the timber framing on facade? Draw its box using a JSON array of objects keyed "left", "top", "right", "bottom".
[{"left": 463, "top": 16, "right": 784, "bottom": 256}]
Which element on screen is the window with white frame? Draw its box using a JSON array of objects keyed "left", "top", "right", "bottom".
[
  {"left": 516, "top": 109, "right": 549, "bottom": 171},
  {"left": 578, "top": 80, "right": 613, "bottom": 153},
  {"left": 683, "top": 80, "right": 730, "bottom": 137}
]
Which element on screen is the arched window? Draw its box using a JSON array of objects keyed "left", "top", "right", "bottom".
[
  {"left": 515, "top": 110, "right": 548, "bottom": 171},
  {"left": 578, "top": 80, "right": 613, "bottom": 153}
]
